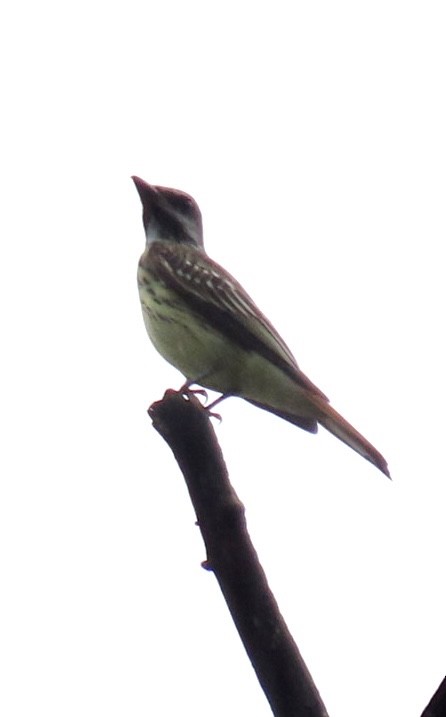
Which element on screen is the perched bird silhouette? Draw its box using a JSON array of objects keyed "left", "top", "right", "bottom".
[{"left": 133, "top": 176, "right": 390, "bottom": 478}]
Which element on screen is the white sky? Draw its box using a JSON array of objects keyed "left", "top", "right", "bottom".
[{"left": 1, "top": 2, "right": 445, "bottom": 716}]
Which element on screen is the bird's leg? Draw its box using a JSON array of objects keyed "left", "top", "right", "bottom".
[
  {"left": 204, "top": 393, "right": 232, "bottom": 422},
  {"left": 178, "top": 379, "right": 208, "bottom": 403},
  {"left": 179, "top": 377, "right": 230, "bottom": 421},
  {"left": 206, "top": 394, "right": 228, "bottom": 411}
]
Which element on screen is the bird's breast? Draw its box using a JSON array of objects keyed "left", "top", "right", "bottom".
[{"left": 137, "top": 260, "right": 247, "bottom": 389}]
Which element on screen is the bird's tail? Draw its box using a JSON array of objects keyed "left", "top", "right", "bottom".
[
  {"left": 316, "top": 399, "right": 390, "bottom": 478},
  {"left": 245, "top": 393, "right": 390, "bottom": 478}
]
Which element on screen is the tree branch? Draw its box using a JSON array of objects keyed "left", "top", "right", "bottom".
[
  {"left": 421, "top": 676, "right": 446, "bottom": 717},
  {"left": 149, "top": 390, "right": 329, "bottom": 717}
]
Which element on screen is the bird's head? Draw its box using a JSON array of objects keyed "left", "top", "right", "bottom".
[{"left": 132, "top": 176, "right": 204, "bottom": 249}]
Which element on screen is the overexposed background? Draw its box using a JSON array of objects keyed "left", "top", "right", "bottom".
[{"left": 1, "top": 2, "right": 445, "bottom": 715}]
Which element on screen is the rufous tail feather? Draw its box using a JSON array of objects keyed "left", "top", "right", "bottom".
[{"left": 317, "top": 401, "right": 390, "bottom": 478}]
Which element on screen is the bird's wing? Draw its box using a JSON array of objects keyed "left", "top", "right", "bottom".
[{"left": 149, "top": 242, "right": 328, "bottom": 400}]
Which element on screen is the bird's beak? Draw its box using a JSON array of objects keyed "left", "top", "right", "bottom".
[{"left": 131, "top": 176, "right": 157, "bottom": 204}]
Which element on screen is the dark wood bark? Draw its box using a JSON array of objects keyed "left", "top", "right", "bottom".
[
  {"left": 421, "top": 676, "right": 446, "bottom": 717},
  {"left": 149, "top": 390, "right": 329, "bottom": 717}
]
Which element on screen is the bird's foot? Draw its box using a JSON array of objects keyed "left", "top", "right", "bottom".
[
  {"left": 178, "top": 382, "right": 226, "bottom": 421},
  {"left": 179, "top": 381, "right": 209, "bottom": 404},
  {"left": 203, "top": 394, "right": 228, "bottom": 422}
]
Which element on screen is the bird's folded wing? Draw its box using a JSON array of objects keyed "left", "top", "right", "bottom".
[{"left": 150, "top": 242, "right": 328, "bottom": 401}]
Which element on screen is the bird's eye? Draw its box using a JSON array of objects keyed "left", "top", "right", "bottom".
[{"left": 174, "top": 194, "right": 194, "bottom": 213}]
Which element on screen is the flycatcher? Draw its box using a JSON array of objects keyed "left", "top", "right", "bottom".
[{"left": 133, "top": 176, "right": 390, "bottom": 478}]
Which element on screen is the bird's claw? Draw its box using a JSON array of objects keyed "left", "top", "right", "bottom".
[
  {"left": 178, "top": 383, "right": 225, "bottom": 421},
  {"left": 207, "top": 409, "right": 222, "bottom": 423},
  {"left": 191, "top": 388, "right": 209, "bottom": 402},
  {"left": 179, "top": 383, "right": 209, "bottom": 403}
]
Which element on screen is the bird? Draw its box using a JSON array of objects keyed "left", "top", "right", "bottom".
[{"left": 132, "top": 176, "right": 390, "bottom": 478}]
